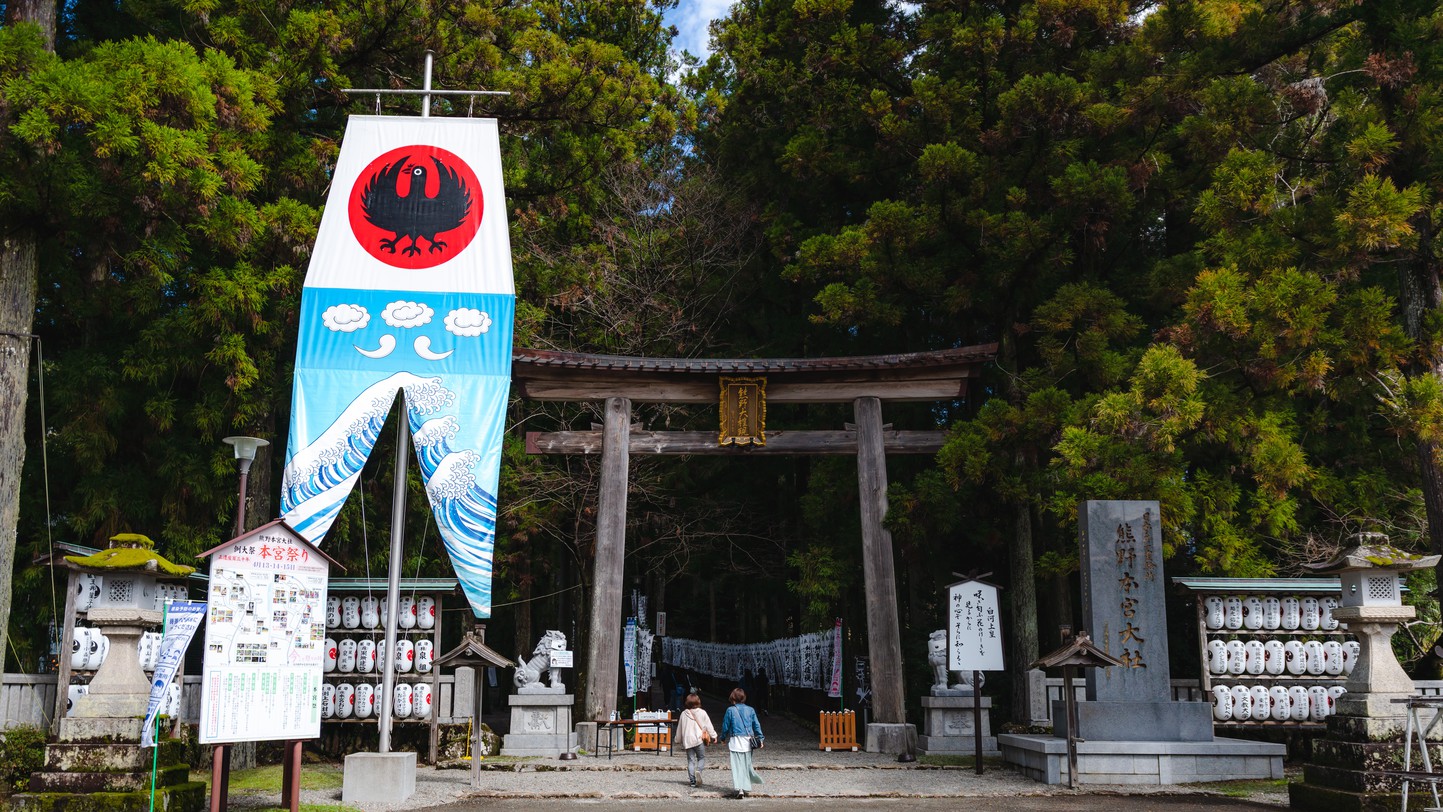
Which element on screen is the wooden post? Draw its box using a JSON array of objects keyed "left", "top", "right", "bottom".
[
  {"left": 585, "top": 396, "right": 631, "bottom": 723},
  {"left": 210, "top": 744, "right": 231, "bottom": 812},
  {"left": 1064, "top": 666, "right": 1078, "bottom": 790},
  {"left": 52, "top": 568, "right": 78, "bottom": 736},
  {"left": 280, "top": 740, "right": 301, "bottom": 812},
  {"left": 973, "top": 670, "right": 984, "bottom": 775},
  {"left": 854, "top": 397, "right": 905, "bottom": 725},
  {"left": 471, "top": 670, "right": 483, "bottom": 788}
]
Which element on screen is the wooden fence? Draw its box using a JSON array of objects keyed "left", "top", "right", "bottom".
[{"left": 818, "top": 710, "right": 859, "bottom": 751}]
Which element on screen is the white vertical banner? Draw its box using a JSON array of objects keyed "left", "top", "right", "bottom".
[
  {"left": 827, "top": 618, "right": 843, "bottom": 698},
  {"left": 624, "top": 617, "right": 638, "bottom": 698},
  {"left": 140, "top": 601, "right": 207, "bottom": 748}
]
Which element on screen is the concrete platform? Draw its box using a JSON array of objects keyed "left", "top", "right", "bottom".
[{"left": 998, "top": 734, "right": 1285, "bottom": 785}]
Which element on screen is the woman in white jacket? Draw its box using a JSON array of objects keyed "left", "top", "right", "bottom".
[{"left": 675, "top": 693, "right": 718, "bottom": 788}]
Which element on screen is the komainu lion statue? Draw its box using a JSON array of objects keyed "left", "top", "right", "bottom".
[
  {"left": 928, "top": 629, "right": 981, "bottom": 695},
  {"left": 515, "top": 630, "right": 568, "bottom": 693}
]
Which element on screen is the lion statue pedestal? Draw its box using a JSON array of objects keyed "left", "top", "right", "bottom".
[
  {"left": 918, "top": 629, "right": 999, "bottom": 757},
  {"left": 501, "top": 630, "right": 579, "bottom": 757}
]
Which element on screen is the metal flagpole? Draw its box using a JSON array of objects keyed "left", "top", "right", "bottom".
[{"left": 378, "top": 410, "right": 409, "bottom": 753}]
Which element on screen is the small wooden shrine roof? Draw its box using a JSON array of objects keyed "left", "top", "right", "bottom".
[
  {"left": 511, "top": 344, "right": 996, "bottom": 404},
  {"left": 1031, "top": 631, "right": 1125, "bottom": 670}
]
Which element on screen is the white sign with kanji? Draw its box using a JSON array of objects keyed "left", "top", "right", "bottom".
[
  {"left": 948, "top": 579, "right": 1004, "bottom": 672},
  {"left": 199, "top": 522, "right": 330, "bottom": 743}
]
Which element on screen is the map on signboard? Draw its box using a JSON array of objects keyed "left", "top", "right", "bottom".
[{"left": 197, "top": 520, "right": 335, "bottom": 744}]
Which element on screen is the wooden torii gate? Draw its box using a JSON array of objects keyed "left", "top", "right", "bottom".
[{"left": 512, "top": 343, "right": 996, "bottom": 751}]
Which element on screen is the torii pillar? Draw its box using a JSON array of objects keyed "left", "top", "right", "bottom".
[
  {"left": 584, "top": 396, "right": 631, "bottom": 724},
  {"left": 855, "top": 396, "right": 916, "bottom": 754}
]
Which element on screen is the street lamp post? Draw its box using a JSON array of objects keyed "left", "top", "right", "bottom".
[
  {"left": 212, "top": 435, "right": 269, "bottom": 812},
  {"left": 222, "top": 436, "right": 270, "bottom": 537}
]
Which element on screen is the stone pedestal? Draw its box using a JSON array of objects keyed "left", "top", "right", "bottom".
[
  {"left": 342, "top": 751, "right": 416, "bottom": 804},
  {"left": 864, "top": 722, "right": 917, "bottom": 756},
  {"left": 13, "top": 725, "right": 205, "bottom": 812},
  {"left": 502, "top": 693, "right": 579, "bottom": 757},
  {"left": 1289, "top": 605, "right": 1417, "bottom": 811},
  {"left": 917, "top": 695, "right": 998, "bottom": 756},
  {"left": 1053, "top": 700, "right": 1215, "bottom": 742},
  {"left": 1000, "top": 734, "right": 1285, "bottom": 785}
]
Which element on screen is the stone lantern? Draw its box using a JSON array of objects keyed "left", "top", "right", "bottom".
[
  {"left": 1305, "top": 532, "right": 1438, "bottom": 733},
  {"left": 65, "top": 533, "right": 194, "bottom": 721}
]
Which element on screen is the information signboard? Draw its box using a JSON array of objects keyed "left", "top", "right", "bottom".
[
  {"left": 948, "top": 578, "right": 1004, "bottom": 672},
  {"left": 198, "top": 521, "right": 332, "bottom": 744}
]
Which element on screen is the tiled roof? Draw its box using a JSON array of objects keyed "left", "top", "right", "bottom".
[{"left": 513, "top": 343, "right": 997, "bottom": 376}]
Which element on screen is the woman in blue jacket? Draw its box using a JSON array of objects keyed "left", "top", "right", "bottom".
[{"left": 720, "top": 687, "right": 764, "bottom": 798}]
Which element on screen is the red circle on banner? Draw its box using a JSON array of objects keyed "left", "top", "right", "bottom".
[{"left": 347, "top": 145, "right": 483, "bottom": 269}]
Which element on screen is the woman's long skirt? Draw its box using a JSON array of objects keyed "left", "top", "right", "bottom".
[{"left": 729, "top": 748, "right": 763, "bottom": 793}]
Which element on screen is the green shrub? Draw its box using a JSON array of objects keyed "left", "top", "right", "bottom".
[{"left": 0, "top": 724, "right": 47, "bottom": 791}]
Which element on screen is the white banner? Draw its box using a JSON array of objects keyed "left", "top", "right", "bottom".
[
  {"left": 140, "top": 601, "right": 207, "bottom": 748},
  {"left": 827, "top": 618, "right": 843, "bottom": 698},
  {"left": 624, "top": 618, "right": 638, "bottom": 698}
]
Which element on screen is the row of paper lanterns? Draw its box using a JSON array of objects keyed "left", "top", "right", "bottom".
[
  {"left": 321, "top": 682, "right": 432, "bottom": 719},
  {"left": 70, "top": 627, "right": 167, "bottom": 671},
  {"left": 324, "top": 638, "right": 433, "bottom": 674},
  {"left": 1211, "top": 684, "right": 1345, "bottom": 722},
  {"left": 1206, "top": 639, "right": 1359, "bottom": 677},
  {"left": 65, "top": 683, "right": 181, "bottom": 718},
  {"left": 324, "top": 596, "right": 436, "bottom": 631},
  {"left": 73, "top": 573, "right": 189, "bottom": 614},
  {"left": 1203, "top": 595, "right": 1340, "bottom": 632}
]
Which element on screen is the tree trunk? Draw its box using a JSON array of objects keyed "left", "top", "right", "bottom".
[
  {"left": 6, "top": 0, "right": 56, "bottom": 49},
  {"left": 0, "top": 238, "right": 38, "bottom": 673},
  {"left": 1008, "top": 488, "right": 1040, "bottom": 724}
]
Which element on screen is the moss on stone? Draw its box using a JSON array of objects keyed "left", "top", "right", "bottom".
[{"left": 64, "top": 547, "right": 193, "bottom": 577}]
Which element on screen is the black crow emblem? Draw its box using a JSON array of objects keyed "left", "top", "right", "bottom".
[{"left": 360, "top": 157, "right": 473, "bottom": 257}]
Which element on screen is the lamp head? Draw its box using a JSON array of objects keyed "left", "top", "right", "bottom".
[{"left": 223, "top": 436, "right": 270, "bottom": 462}]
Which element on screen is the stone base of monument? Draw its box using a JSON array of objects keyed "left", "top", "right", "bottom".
[
  {"left": 1052, "top": 700, "right": 1215, "bottom": 742},
  {"left": 917, "top": 695, "right": 999, "bottom": 757},
  {"left": 342, "top": 751, "right": 416, "bottom": 804},
  {"left": 501, "top": 692, "right": 579, "bottom": 757},
  {"left": 864, "top": 722, "right": 917, "bottom": 755},
  {"left": 1287, "top": 708, "right": 1411, "bottom": 812},
  {"left": 13, "top": 728, "right": 205, "bottom": 812},
  {"left": 998, "top": 734, "right": 1285, "bottom": 785}
]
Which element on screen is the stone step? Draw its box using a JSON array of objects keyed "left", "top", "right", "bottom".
[
  {"left": 44, "top": 740, "right": 186, "bottom": 772},
  {"left": 9, "top": 779, "right": 205, "bottom": 812},
  {"left": 27, "top": 763, "right": 191, "bottom": 794}
]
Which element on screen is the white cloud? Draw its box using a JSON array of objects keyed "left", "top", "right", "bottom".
[
  {"left": 382, "top": 300, "right": 435, "bottom": 328},
  {"left": 666, "top": 0, "right": 731, "bottom": 61},
  {"left": 322, "top": 304, "right": 370, "bottom": 333},
  {"left": 445, "top": 308, "right": 492, "bottom": 337}
]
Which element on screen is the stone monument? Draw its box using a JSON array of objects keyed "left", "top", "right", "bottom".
[
  {"left": 998, "top": 501, "right": 1285, "bottom": 785},
  {"left": 501, "top": 630, "right": 579, "bottom": 757},
  {"left": 917, "top": 629, "right": 997, "bottom": 756},
  {"left": 1289, "top": 533, "right": 1439, "bottom": 811}
]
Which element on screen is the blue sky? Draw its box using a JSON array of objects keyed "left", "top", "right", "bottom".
[{"left": 665, "top": 0, "right": 730, "bottom": 61}]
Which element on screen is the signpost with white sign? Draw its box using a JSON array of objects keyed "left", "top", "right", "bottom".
[
  {"left": 946, "top": 572, "right": 1004, "bottom": 774},
  {"left": 197, "top": 520, "right": 337, "bottom": 744}
]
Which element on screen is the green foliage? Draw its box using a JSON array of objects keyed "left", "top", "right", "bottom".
[{"left": 0, "top": 725, "right": 47, "bottom": 791}]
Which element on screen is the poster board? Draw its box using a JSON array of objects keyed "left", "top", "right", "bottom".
[
  {"left": 198, "top": 521, "right": 333, "bottom": 743},
  {"left": 948, "top": 577, "right": 1004, "bottom": 672}
]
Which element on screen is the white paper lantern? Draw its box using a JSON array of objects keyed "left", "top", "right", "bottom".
[
  {"left": 1224, "top": 596, "right": 1244, "bottom": 630},
  {"left": 1243, "top": 597, "right": 1264, "bottom": 630},
  {"left": 1249, "top": 685, "right": 1271, "bottom": 719},
  {"left": 1288, "top": 686, "right": 1310, "bottom": 722},
  {"left": 355, "top": 683, "right": 374, "bottom": 718},
  {"left": 417, "top": 596, "right": 436, "bottom": 630},
  {"left": 1304, "top": 641, "right": 1326, "bottom": 676},
  {"left": 1268, "top": 686, "right": 1291, "bottom": 721},
  {"left": 393, "top": 683, "right": 413, "bottom": 717},
  {"left": 1284, "top": 640, "right": 1306, "bottom": 675},
  {"left": 394, "top": 639, "right": 414, "bottom": 673},
  {"left": 326, "top": 597, "right": 342, "bottom": 629},
  {"left": 1262, "top": 596, "right": 1282, "bottom": 630},
  {"left": 1343, "top": 641, "right": 1360, "bottom": 675},
  {"left": 1300, "top": 597, "right": 1321, "bottom": 631},
  {"left": 1322, "top": 641, "right": 1344, "bottom": 676},
  {"left": 1204, "top": 596, "right": 1224, "bottom": 630},
  {"left": 1320, "top": 596, "right": 1340, "bottom": 631},
  {"left": 321, "top": 683, "right": 335, "bottom": 719},
  {"left": 1207, "top": 640, "right": 1228, "bottom": 675},
  {"left": 357, "top": 639, "right": 376, "bottom": 674},
  {"left": 1212, "top": 685, "right": 1233, "bottom": 721},
  {"left": 398, "top": 596, "right": 417, "bottom": 630},
  {"left": 1280, "top": 597, "right": 1301, "bottom": 630},
  {"left": 1308, "top": 686, "right": 1329, "bottom": 722},
  {"left": 1243, "top": 640, "right": 1266, "bottom": 675},
  {"left": 71, "top": 627, "right": 93, "bottom": 671},
  {"left": 339, "top": 638, "right": 357, "bottom": 673},
  {"left": 1263, "top": 640, "right": 1285, "bottom": 675},
  {"left": 361, "top": 596, "right": 380, "bottom": 629},
  {"left": 323, "top": 638, "right": 338, "bottom": 672},
  {"left": 335, "top": 683, "right": 355, "bottom": 719},
  {"left": 415, "top": 639, "right": 434, "bottom": 674},
  {"left": 413, "top": 683, "right": 432, "bottom": 718},
  {"left": 1225, "top": 640, "right": 1247, "bottom": 675},
  {"left": 1230, "top": 685, "right": 1253, "bottom": 721}
]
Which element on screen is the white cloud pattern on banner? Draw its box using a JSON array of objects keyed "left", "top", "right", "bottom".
[
  {"left": 445, "top": 308, "right": 492, "bottom": 337},
  {"left": 323, "top": 304, "right": 370, "bottom": 332},
  {"left": 383, "top": 300, "right": 435, "bottom": 328}
]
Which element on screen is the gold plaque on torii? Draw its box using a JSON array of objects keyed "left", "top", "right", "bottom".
[{"left": 719, "top": 376, "right": 766, "bottom": 446}]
